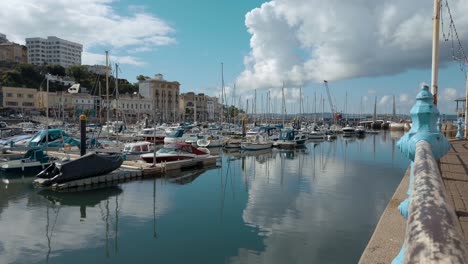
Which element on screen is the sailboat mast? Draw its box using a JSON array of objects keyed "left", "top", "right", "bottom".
[
  {"left": 373, "top": 96, "right": 377, "bottom": 122},
  {"left": 221, "top": 62, "right": 225, "bottom": 123},
  {"left": 115, "top": 63, "right": 119, "bottom": 142},
  {"left": 431, "top": 0, "right": 441, "bottom": 105},
  {"left": 254, "top": 89, "right": 257, "bottom": 124},
  {"left": 282, "top": 84, "right": 285, "bottom": 126},
  {"left": 314, "top": 92, "right": 317, "bottom": 123},
  {"left": 105, "top": 51, "right": 109, "bottom": 125}
]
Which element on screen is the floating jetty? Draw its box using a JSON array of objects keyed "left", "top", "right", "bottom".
[{"left": 27, "top": 150, "right": 220, "bottom": 191}]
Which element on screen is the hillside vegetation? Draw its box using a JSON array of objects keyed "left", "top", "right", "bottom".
[{"left": 0, "top": 62, "right": 138, "bottom": 95}]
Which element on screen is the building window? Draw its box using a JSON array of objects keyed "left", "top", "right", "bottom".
[
  {"left": 22, "top": 102, "right": 34, "bottom": 107},
  {"left": 6, "top": 93, "right": 13, "bottom": 97},
  {"left": 17, "top": 93, "right": 23, "bottom": 98},
  {"left": 27, "top": 94, "right": 34, "bottom": 99},
  {"left": 6, "top": 102, "right": 18, "bottom": 106}
]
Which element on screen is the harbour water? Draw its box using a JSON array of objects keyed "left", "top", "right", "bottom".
[{"left": 0, "top": 131, "right": 409, "bottom": 264}]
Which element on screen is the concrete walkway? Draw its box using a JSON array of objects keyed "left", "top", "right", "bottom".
[
  {"left": 360, "top": 139, "right": 468, "bottom": 263},
  {"left": 441, "top": 139, "right": 468, "bottom": 245}
]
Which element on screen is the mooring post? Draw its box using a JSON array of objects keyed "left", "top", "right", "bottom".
[
  {"left": 392, "top": 84, "right": 451, "bottom": 264},
  {"left": 80, "top": 114, "right": 87, "bottom": 156},
  {"left": 456, "top": 118, "right": 463, "bottom": 139}
]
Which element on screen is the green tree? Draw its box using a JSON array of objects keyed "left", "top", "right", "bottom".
[
  {"left": 66, "top": 65, "right": 89, "bottom": 83},
  {"left": 47, "top": 65, "right": 66, "bottom": 76},
  {"left": 1, "top": 70, "right": 23, "bottom": 86},
  {"left": 136, "top": 75, "right": 149, "bottom": 81}
]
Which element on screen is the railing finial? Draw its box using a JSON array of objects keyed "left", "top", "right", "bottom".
[{"left": 397, "top": 84, "right": 450, "bottom": 161}]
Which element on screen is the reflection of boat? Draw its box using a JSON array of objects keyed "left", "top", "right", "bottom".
[
  {"left": 35, "top": 153, "right": 123, "bottom": 186},
  {"left": 1, "top": 148, "right": 59, "bottom": 174},
  {"left": 140, "top": 143, "right": 210, "bottom": 163},
  {"left": 166, "top": 169, "right": 208, "bottom": 185},
  {"left": 241, "top": 148, "right": 273, "bottom": 157},
  {"left": 38, "top": 186, "right": 123, "bottom": 206}
]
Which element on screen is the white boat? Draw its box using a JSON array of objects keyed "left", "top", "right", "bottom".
[
  {"left": 342, "top": 126, "right": 355, "bottom": 137},
  {"left": 123, "top": 141, "right": 154, "bottom": 155},
  {"left": 241, "top": 134, "right": 273, "bottom": 150},
  {"left": 308, "top": 130, "right": 325, "bottom": 140},
  {"left": 137, "top": 127, "right": 166, "bottom": 144},
  {"left": 224, "top": 136, "right": 243, "bottom": 148},
  {"left": 1, "top": 148, "right": 59, "bottom": 174},
  {"left": 389, "top": 122, "right": 406, "bottom": 131},
  {"left": 140, "top": 143, "right": 210, "bottom": 163},
  {"left": 355, "top": 126, "right": 366, "bottom": 137},
  {"left": 164, "top": 129, "right": 187, "bottom": 145},
  {"left": 197, "top": 135, "right": 226, "bottom": 148}
]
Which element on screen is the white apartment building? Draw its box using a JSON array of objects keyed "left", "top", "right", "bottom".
[{"left": 25, "top": 36, "right": 82, "bottom": 68}]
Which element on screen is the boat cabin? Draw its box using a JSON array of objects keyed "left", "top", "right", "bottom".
[{"left": 123, "top": 141, "right": 154, "bottom": 154}]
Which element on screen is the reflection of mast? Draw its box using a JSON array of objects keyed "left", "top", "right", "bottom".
[
  {"left": 153, "top": 178, "right": 157, "bottom": 238},
  {"left": 115, "top": 196, "right": 119, "bottom": 252},
  {"left": 45, "top": 204, "right": 60, "bottom": 262},
  {"left": 220, "top": 158, "right": 232, "bottom": 221},
  {"left": 105, "top": 199, "right": 110, "bottom": 257},
  {"left": 373, "top": 134, "right": 376, "bottom": 161}
]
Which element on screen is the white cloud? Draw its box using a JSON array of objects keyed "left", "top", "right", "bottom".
[
  {"left": 0, "top": 0, "right": 175, "bottom": 66},
  {"left": 379, "top": 95, "right": 392, "bottom": 106},
  {"left": 439, "top": 87, "right": 460, "bottom": 101},
  {"left": 237, "top": 0, "right": 468, "bottom": 93}
]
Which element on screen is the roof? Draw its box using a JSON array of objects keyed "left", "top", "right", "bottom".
[{"left": 455, "top": 97, "right": 466, "bottom": 102}]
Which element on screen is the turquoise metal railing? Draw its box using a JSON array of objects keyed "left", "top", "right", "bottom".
[{"left": 392, "top": 85, "right": 467, "bottom": 263}]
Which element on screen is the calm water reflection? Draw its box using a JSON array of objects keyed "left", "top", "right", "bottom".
[{"left": 0, "top": 132, "right": 408, "bottom": 264}]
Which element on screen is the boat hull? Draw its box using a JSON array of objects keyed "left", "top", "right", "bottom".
[{"left": 35, "top": 153, "right": 123, "bottom": 186}]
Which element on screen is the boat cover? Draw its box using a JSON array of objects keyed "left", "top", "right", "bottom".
[{"left": 36, "top": 153, "right": 123, "bottom": 185}]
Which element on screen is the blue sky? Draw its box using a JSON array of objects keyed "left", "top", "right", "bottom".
[{"left": 1, "top": 0, "right": 468, "bottom": 115}]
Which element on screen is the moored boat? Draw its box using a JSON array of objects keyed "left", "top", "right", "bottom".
[
  {"left": 1, "top": 148, "right": 59, "bottom": 174},
  {"left": 34, "top": 152, "right": 123, "bottom": 186},
  {"left": 140, "top": 143, "right": 210, "bottom": 163}
]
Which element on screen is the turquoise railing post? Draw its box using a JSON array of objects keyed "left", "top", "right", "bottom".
[
  {"left": 392, "top": 84, "right": 451, "bottom": 264},
  {"left": 456, "top": 118, "right": 464, "bottom": 139}
]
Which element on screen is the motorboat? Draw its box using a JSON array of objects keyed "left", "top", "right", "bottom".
[
  {"left": 34, "top": 152, "right": 123, "bottom": 186},
  {"left": 185, "top": 134, "right": 203, "bottom": 146},
  {"left": 138, "top": 127, "right": 166, "bottom": 143},
  {"left": 123, "top": 141, "right": 154, "bottom": 154},
  {"left": 140, "top": 143, "right": 210, "bottom": 163},
  {"left": 273, "top": 130, "right": 307, "bottom": 149},
  {"left": 342, "top": 125, "right": 355, "bottom": 137},
  {"left": 0, "top": 148, "right": 59, "bottom": 174},
  {"left": 27, "top": 129, "right": 80, "bottom": 149},
  {"left": 122, "top": 141, "right": 154, "bottom": 161},
  {"left": 197, "top": 134, "right": 226, "bottom": 148},
  {"left": 355, "top": 126, "right": 366, "bottom": 138},
  {"left": 163, "top": 129, "right": 187, "bottom": 145}
]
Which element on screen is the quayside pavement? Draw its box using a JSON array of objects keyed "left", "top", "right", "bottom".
[
  {"left": 441, "top": 139, "right": 468, "bottom": 243},
  {"left": 360, "top": 139, "right": 468, "bottom": 263}
]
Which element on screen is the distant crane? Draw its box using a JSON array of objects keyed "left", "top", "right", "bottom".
[{"left": 323, "top": 80, "right": 342, "bottom": 122}]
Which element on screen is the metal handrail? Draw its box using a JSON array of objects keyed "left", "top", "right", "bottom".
[{"left": 403, "top": 141, "right": 467, "bottom": 263}]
